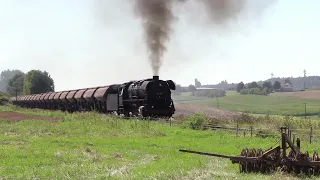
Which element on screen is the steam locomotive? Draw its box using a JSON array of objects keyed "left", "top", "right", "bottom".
[{"left": 10, "top": 76, "right": 176, "bottom": 118}]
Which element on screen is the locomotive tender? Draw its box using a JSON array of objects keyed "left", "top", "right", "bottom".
[{"left": 10, "top": 76, "right": 176, "bottom": 118}]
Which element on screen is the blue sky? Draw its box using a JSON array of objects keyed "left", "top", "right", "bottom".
[{"left": 1, "top": 0, "right": 319, "bottom": 91}]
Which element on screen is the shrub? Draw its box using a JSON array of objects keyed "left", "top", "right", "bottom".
[
  {"left": 0, "top": 92, "right": 9, "bottom": 105},
  {"left": 240, "top": 88, "right": 270, "bottom": 96},
  {"left": 183, "top": 113, "right": 208, "bottom": 130}
]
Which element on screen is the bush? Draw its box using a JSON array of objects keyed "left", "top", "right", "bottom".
[
  {"left": 183, "top": 113, "right": 209, "bottom": 130},
  {"left": 0, "top": 92, "right": 9, "bottom": 105},
  {"left": 240, "top": 88, "right": 270, "bottom": 96},
  {"left": 239, "top": 89, "right": 249, "bottom": 95}
]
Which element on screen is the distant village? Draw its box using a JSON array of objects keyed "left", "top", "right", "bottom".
[{"left": 191, "top": 78, "right": 300, "bottom": 92}]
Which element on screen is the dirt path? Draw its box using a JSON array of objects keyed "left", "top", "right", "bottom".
[
  {"left": 0, "top": 103, "right": 237, "bottom": 122},
  {"left": 0, "top": 111, "right": 60, "bottom": 123},
  {"left": 174, "top": 102, "right": 239, "bottom": 120}
]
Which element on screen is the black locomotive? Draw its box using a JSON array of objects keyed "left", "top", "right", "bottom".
[{"left": 11, "top": 76, "right": 176, "bottom": 118}]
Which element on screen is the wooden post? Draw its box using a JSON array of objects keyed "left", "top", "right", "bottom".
[
  {"left": 305, "top": 103, "right": 307, "bottom": 120},
  {"left": 250, "top": 126, "right": 253, "bottom": 137},
  {"left": 310, "top": 127, "right": 313, "bottom": 144},
  {"left": 236, "top": 124, "right": 239, "bottom": 137},
  {"left": 282, "top": 132, "right": 286, "bottom": 158},
  {"left": 243, "top": 130, "right": 246, "bottom": 137},
  {"left": 297, "top": 138, "right": 301, "bottom": 149},
  {"left": 170, "top": 118, "right": 171, "bottom": 126}
]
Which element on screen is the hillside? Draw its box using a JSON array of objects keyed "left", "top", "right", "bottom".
[{"left": 173, "top": 90, "right": 320, "bottom": 117}]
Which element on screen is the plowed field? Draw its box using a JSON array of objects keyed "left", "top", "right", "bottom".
[{"left": 174, "top": 102, "right": 239, "bottom": 120}]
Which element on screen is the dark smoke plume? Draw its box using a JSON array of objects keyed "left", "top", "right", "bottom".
[
  {"left": 133, "top": 0, "right": 276, "bottom": 75},
  {"left": 134, "top": 0, "right": 174, "bottom": 76}
]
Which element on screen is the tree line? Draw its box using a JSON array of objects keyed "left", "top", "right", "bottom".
[
  {"left": 199, "top": 76, "right": 320, "bottom": 90},
  {"left": 236, "top": 80, "right": 283, "bottom": 95},
  {"left": 0, "top": 69, "right": 55, "bottom": 97}
]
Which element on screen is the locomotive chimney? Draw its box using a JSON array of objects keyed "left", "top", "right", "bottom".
[{"left": 153, "top": 76, "right": 159, "bottom": 80}]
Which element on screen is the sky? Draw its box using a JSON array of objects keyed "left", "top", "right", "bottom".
[{"left": 1, "top": 0, "right": 320, "bottom": 91}]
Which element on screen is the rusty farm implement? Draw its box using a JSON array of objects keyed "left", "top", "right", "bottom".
[{"left": 179, "top": 127, "right": 320, "bottom": 175}]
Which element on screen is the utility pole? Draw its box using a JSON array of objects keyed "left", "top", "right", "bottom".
[{"left": 303, "top": 102, "right": 307, "bottom": 120}]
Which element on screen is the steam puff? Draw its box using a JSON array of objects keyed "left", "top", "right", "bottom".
[{"left": 134, "top": 0, "right": 174, "bottom": 76}]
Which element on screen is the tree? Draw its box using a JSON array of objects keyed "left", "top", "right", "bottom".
[
  {"left": 284, "top": 78, "right": 292, "bottom": 85},
  {"left": 247, "top": 81, "right": 258, "bottom": 89},
  {"left": 236, "top": 82, "right": 244, "bottom": 93},
  {"left": 262, "top": 81, "right": 272, "bottom": 89},
  {"left": 7, "top": 72, "right": 25, "bottom": 96},
  {"left": 273, "top": 81, "right": 281, "bottom": 89},
  {"left": 0, "top": 69, "right": 24, "bottom": 92},
  {"left": 188, "top": 84, "right": 197, "bottom": 92},
  {"left": 23, "top": 70, "right": 55, "bottom": 95}
]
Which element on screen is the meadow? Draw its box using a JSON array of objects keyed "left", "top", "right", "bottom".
[
  {"left": 2, "top": 90, "right": 320, "bottom": 179},
  {"left": 172, "top": 90, "right": 320, "bottom": 117},
  {"left": 0, "top": 105, "right": 319, "bottom": 179}
]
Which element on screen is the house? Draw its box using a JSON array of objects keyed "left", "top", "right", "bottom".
[{"left": 280, "top": 83, "right": 294, "bottom": 92}]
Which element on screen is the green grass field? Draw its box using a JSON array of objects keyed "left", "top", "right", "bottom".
[
  {"left": 173, "top": 91, "right": 320, "bottom": 116},
  {"left": 1, "top": 105, "right": 319, "bottom": 179}
]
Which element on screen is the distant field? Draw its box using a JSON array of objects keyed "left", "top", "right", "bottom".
[
  {"left": 270, "top": 90, "right": 320, "bottom": 99},
  {"left": 173, "top": 90, "right": 320, "bottom": 116},
  {"left": 1, "top": 105, "right": 313, "bottom": 179}
]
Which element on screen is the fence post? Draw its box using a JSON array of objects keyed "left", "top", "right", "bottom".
[
  {"left": 250, "top": 126, "right": 253, "bottom": 137},
  {"left": 236, "top": 124, "right": 239, "bottom": 137},
  {"left": 243, "top": 130, "right": 246, "bottom": 137},
  {"left": 310, "top": 127, "right": 313, "bottom": 144}
]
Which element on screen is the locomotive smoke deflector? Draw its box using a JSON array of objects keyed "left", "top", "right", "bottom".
[
  {"left": 166, "top": 80, "right": 176, "bottom": 90},
  {"left": 153, "top": 76, "right": 159, "bottom": 80}
]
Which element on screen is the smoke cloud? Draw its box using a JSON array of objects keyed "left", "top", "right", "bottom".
[
  {"left": 199, "top": 0, "right": 246, "bottom": 24},
  {"left": 134, "top": 0, "right": 174, "bottom": 76},
  {"left": 133, "top": 0, "right": 277, "bottom": 76}
]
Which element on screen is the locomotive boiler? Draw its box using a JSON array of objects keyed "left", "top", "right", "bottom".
[{"left": 10, "top": 76, "right": 176, "bottom": 118}]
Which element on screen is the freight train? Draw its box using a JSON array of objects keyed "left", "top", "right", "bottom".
[{"left": 10, "top": 76, "right": 176, "bottom": 118}]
